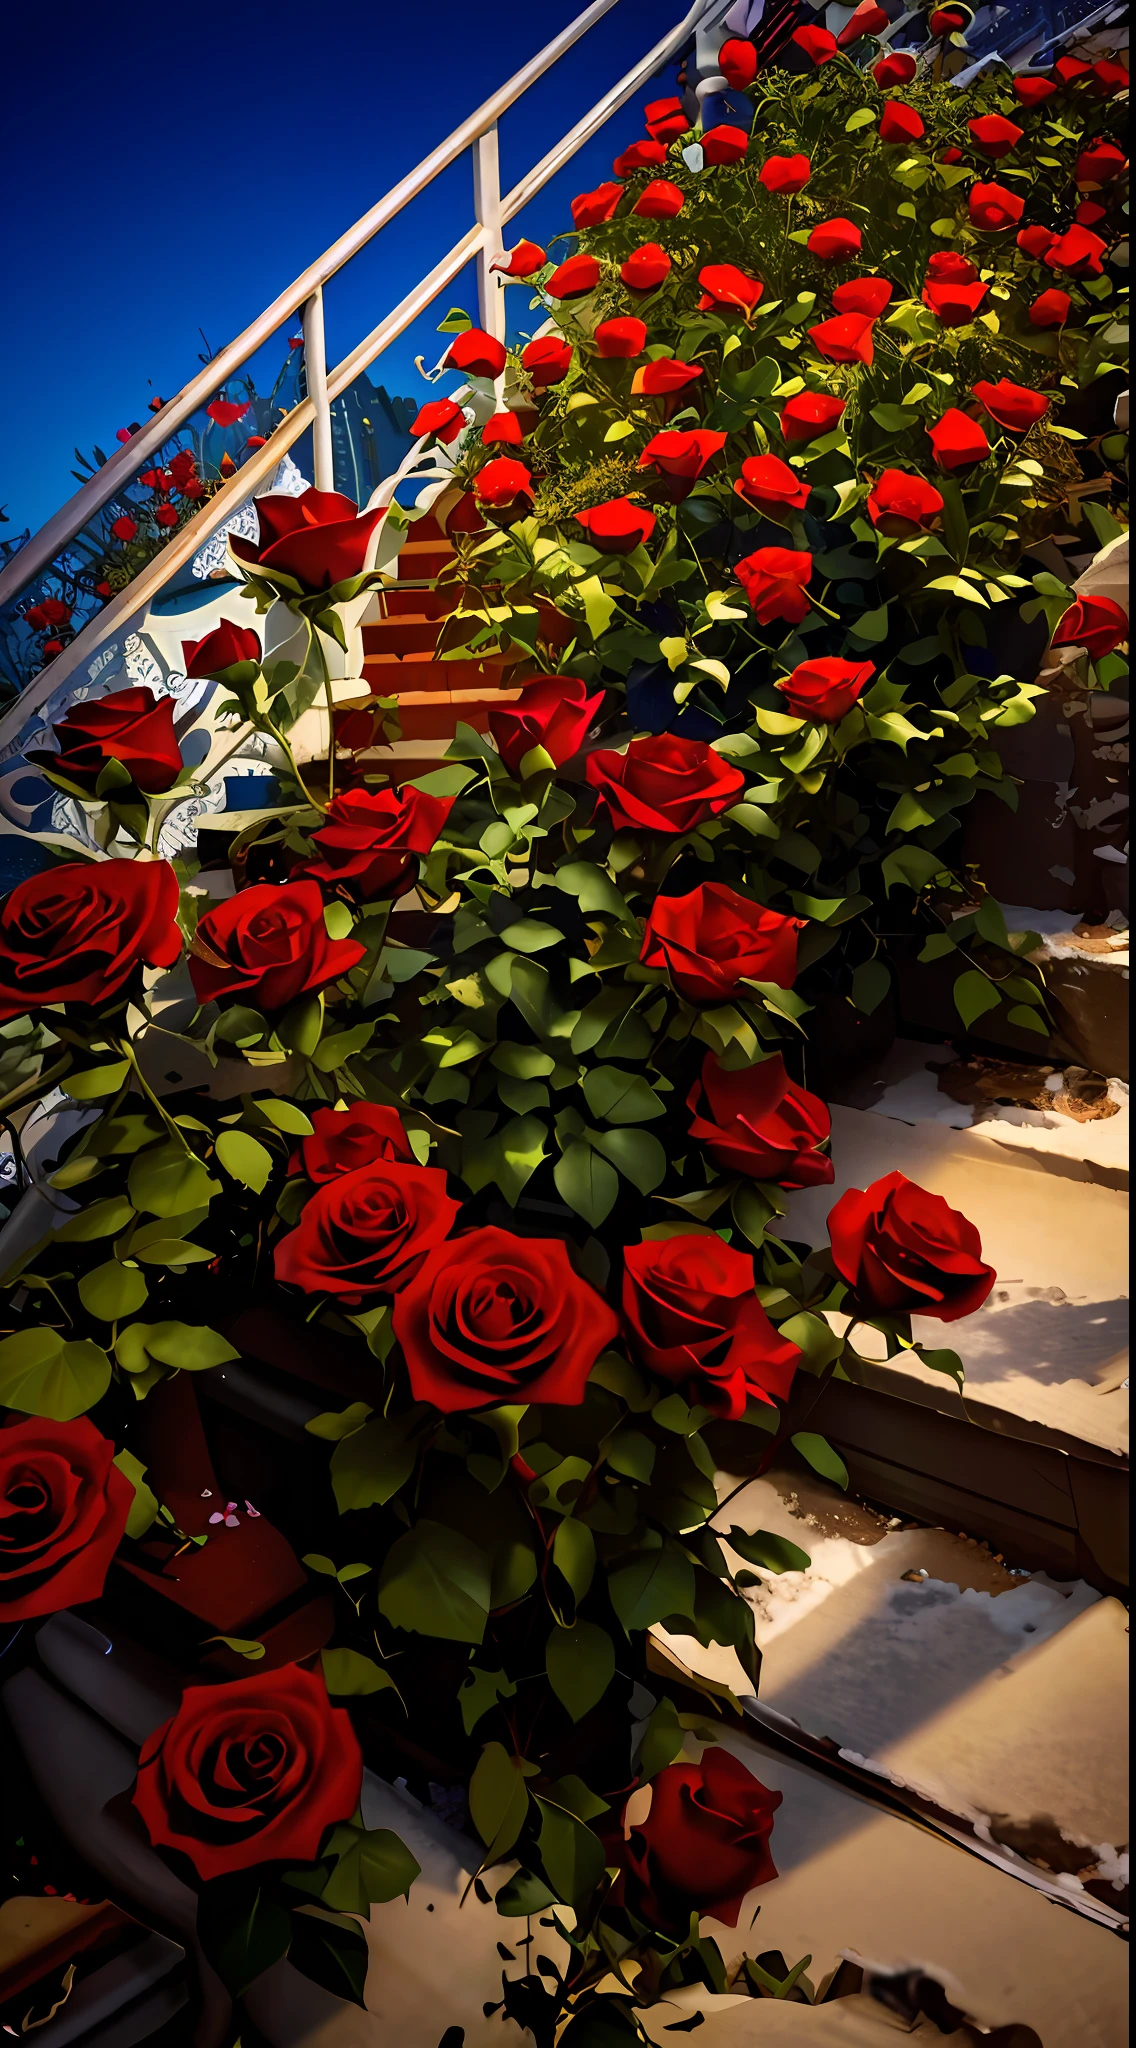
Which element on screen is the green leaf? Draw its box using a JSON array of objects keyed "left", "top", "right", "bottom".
[
  {"left": 378, "top": 1518, "right": 491, "bottom": 1644},
  {"left": 128, "top": 1143, "right": 219, "bottom": 1218},
  {"left": 587, "top": 1126, "right": 666, "bottom": 1195},
  {"left": 470, "top": 1742, "right": 532, "bottom": 1862},
  {"left": 495, "top": 1868, "right": 559, "bottom": 1917},
  {"left": 288, "top": 1909, "right": 370, "bottom": 2009},
  {"left": 605, "top": 1429, "right": 655, "bottom": 1483},
  {"left": 304, "top": 1401, "right": 373, "bottom": 1441},
  {"left": 581, "top": 1066, "right": 664, "bottom": 1125},
  {"left": 278, "top": 994, "right": 324, "bottom": 1056},
  {"left": 953, "top": 967, "right": 1000, "bottom": 1030},
  {"left": 330, "top": 1412, "right": 424, "bottom": 1512},
  {"left": 114, "top": 1321, "right": 239, "bottom": 1373},
  {"left": 778, "top": 1311, "right": 842, "bottom": 1372},
  {"left": 458, "top": 1665, "right": 517, "bottom": 1737},
  {"left": 917, "top": 1346, "right": 966, "bottom": 1388},
  {"left": 204, "top": 1634, "right": 265, "bottom": 1659},
  {"left": 723, "top": 1527, "right": 810, "bottom": 1574},
  {"left": 215, "top": 1130, "right": 273, "bottom": 1192},
  {"left": 405, "top": 764, "right": 477, "bottom": 797},
  {"left": 255, "top": 1099, "right": 315, "bottom": 1136},
  {"left": 546, "top": 1620, "right": 615, "bottom": 1722},
  {"left": 311, "top": 1023, "right": 376, "bottom": 1072},
  {"left": 196, "top": 1880, "right": 292, "bottom": 1999},
  {"left": 1007, "top": 1003, "right": 1049, "bottom": 1035},
  {"left": 638, "top": 1695, "right": 684, "bottom": 1779},
  {"left": 320, "top": 1823, "right": 420, "bottom": 1913},
  {"left": 77, "top": 1260, "right": 149, "bottom": 1322},
  {"left": 535, "top": 1798, "right": 605, "bottom": 1908},
  {"left": 59, "top": 1060, "right": 130, "bottom": 1100},
  {"left": 555, "top": 862, "right": 630, "bottom": 919},
  {"left": 114, "top": 1448, "right": 160, "bottom": 1539},
  {"left": 608, "top": 1542, "right": 695, "bottom": 1635},
  {"left": 552, "top": 1518, "right": 596, "bottom": 1603},
  {"left": 847, "top": 603, "right": 890, "bottom": 645},
  {"left": 851, "top": 960, "right": 891, "bottom": 1016},
  {"left": 320, "top": 1648, "right": 399, "bottom": 1697},
  {"left": 554, "top": 1140, "right": 619, "bottom": 1226},
  {"left": 55, "top": 1196, "right": 136, "bottom": 1243},
  {"left": 499, "top": 920, "right": 562, "bottom": 953},
  {"left": 791, "top": 1432, "right": 848, "bottom": 1489}
]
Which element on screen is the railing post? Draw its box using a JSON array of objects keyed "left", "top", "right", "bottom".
[
  {"left": 303, "top": 287, "right": 335, "bottom": 492},
  {"left": 473, "top": 123, "right": 506, "bottom": 345}
]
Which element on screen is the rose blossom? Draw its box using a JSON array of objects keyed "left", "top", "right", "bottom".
[
  {"left": 0, "top": 859, "right": 181, "bottom": 1022},
  {"left": 275, "top": 1159, "right": 459, "bottom": 1304},
  {"left": 585, "top": 733, "right": 744, "bottom": 834},
  {"left": 829, "top": 1170, "right": 995, "bottom": 1321},
  {"left": 687, "top": 1051, "right": 833, "bottom": 1187},
  {"left": 640, "top": 882, "right": 801, "bottom": 1003},
  {"left": 622, "top": 1232, "right": 802, "bottom": 1419},
  {"left": 188, "top": 879, "right": 365, "bottom": 1012},
  {"left": 0, "top": 1418, "right": 133, "bottom": 1623}
]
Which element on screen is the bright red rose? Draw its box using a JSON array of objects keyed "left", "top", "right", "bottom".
[
  {"left": 922, "top": 279, "right": 988, "bottom": 325},
  {"left": 927, "top": 408, "right": 991, "bottom": 471},
  {"left": 154, "top": 503, "right": 178, "bottom": 527},
  {"left": 1091, "top": 60, "right": 1129, "bottom": 95},
  {"left": 393, "top": 1225, "right": 618, "bottom": 1412},
  {"left": 644, "top": 96, "right": 689, "bottom": 143},
  {"left": 1054, "top": 56, "right": 1092, "bottom": 82},
  {"left": 622, "top": 243, "right": 672, "bottom": 291},
  {"left": 412, "top": 397, "right": 466, "bottom": 444},
  {"left": 491, "top": 240, "right": 546, "bottom": 277},
  {"left": 734, "top": 454, "right": 811, "bottom": 516},
  {"left": 0, "top": 1418, "right": 133, "bottom": 1624},
  {"left": 781, "top": 391, "right": 846, "bottom": 442},
  {"left": 939, "top": 147, "right": 964, "bottom": 164},
  {"left": 1017, "top": 224, "right": 1057, "bottom": 259},
  {"left": 298, "top": 785, "right": 453, "bottom": 900},
  {"left": 1029, "top": 288, "right": 1071, "bottom": 327},
  {"left": 1013, "top": 75, "right": 1057, "bottom": 105},
  {"left": 633, "top": 179, "right": 685, "bottom": 219},
  {"left": 837, "top": 2, "right": 890, "bottom": 43},
  {"left": 832, "top": 275, "right": 893, "bottom": 317},
  {"left": 620, "top": 1751, "right": 781, "bottom": 1935},
  {"left": 595, "top": 316, "right": 648, "bottom": 359},
  {"left": 968, "top": 181, "right": 1025, "bottom": 230},
  {"left": 206, "top": 398, "right": 250, "bottom": 427},
  {"left": 188, "top": 879, "right": 365, "bottom": 1013},
  {"left": 808, "top": 312, "right": 876, "bottom": 364},
  {"left": 971, "top": 378, "right": 1050, "bottom": 432},
  {"left": 622, "top": 1233, "right": 802, "bottom": 1420},
  {"left": 930, "top": 6, "right": 969, "bottom": 30},
  {"left": 182, "top": 618, "right": 261, "bottom": 678},
  {"left": 792, "top": 25, "right": 838, "bottom": 63},
  {"left": 718, "top": 36, "right": 757, "bottom": 87},
  {"left": 574, "top": 498, "right": 657, "bottom": 552},
  {"left": 759, "top": 153, "right": 811, "bottom": 194},
  {"left": 639, "top": 429, "right": 727, "bottom": 490},
  {"left": 829, "top": 1169, "right": 995, "bottom": 1321},
  {"left": 482, "top": 411, "right": 524, "bottom": 447},
  {"left": 546, "top": 253, "right": 602, "bottom": 298},
  {"left": 640, "top": 881, "right": 802, "bottom": 1003},
  {"left": 474, "top": 457, "right": 533, "bottom": 509},
  {"left": 585, "top": 733, "right": 744, "bottom": 835},
  {"left": 702, "top": 125, "right": 750, "bottom": 166},
  {"left": 0, "top": 859, "right": 181, "bottom": 1022},
  {"left": 445, "top": 327, "right": 508, "bottom": 379},
  {"left": 874, "top": 51, "right": 917, "bottom": 86},
  {"left": 880, "top": 101, "right": 925, "bottom": 145},
  {"left": 968, "top": 114, "right": 1023, "bottom": 157},
  {"left": 734, "top": 547, "right": 813, "bottom": 625},
  {"left": 41, "top": 640, "right": 64, "bottom": 657},
  {"left": 631, "top": 358, "right": 703, "bottom": 395},
  {"left": 687, "top": 1051, "right": 833, "bottom": 1187},
  {"left": 95, "top": 581, "right": 113, "bottom": 598},
  {"left": 867, "top": 469, "right": 945, "bottom": 531},
  {"left": 807, "top": 217, "right": 862, "bottom": 261},
  {"left": 697, "top": 263, "right": 763, "bottom": 314},
  {"left": 292, "top": 1102, "right": 414, "bottom": 1183},
  {"left": 776, "top": 655, "right": 874, "bottom": 721},
  {"left": 571, "top": 183, "right": 623, "bottom": 228},
  {"left": 522, "top": 336, "right": 573, "bottom": 386},
  {"left": 111, "top": 516, "right": 138, "bottom": 542},
  {"left": 34, "top": 686, "right": 182, "bottom": 796},
  {"left": 613, "top": 140, "right": 669, "bottom": 176},
  {"left": 133, "top": 1664, "right": 362, "bottom": 1883},
  {"left": 1045, "top": 225, "right": 1107, "bottom": 276},
  {"left": 230, "top": 487, "right": 383, "bottom": 593},
  {"left": 168, "top": 450, "right": 198, "bottom": 489},
  {"left": 275, "top": 1158, "right": 459, "bottom": 1305},
  {"left": 490, "top": 675, "right": 604, "bottom": 775},
  {"left": 1053, "top": 596, "right": 1129, "bottom": 660},
  {"left": 1076, "top": 141, "right": 1127, "bottom": 187}
]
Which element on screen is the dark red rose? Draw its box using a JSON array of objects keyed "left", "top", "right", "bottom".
[
  {"left": 828, "top": 1169, "right": 996, "bottom": 1321},
  {"left": 1076, "top": 141, "right": 1127, "bottom": 186},
  {"left": 1075, "top": 200, "right": 1107, "bottom": 227},
  {"left": 1014, "top": 75, "right": 1057, "bottom": 105},
  {"left": 613, "top": 140, "right": 668, "bottom": 177},
  {"left": 968, "top": 182, "right": 1025, "bottom": 230},
  {"left": 633, "top": 180, "right": 685, "bottom": 219},
  {"left": 687, "top": 1051, "right": 833, "bottom": 1189},
  {"left": 644, "top": 96, "right": 688, "bottom": 143},
  {"left": 298, "top": 784, "right": 452, "bottom": 900},
  {"left": 489, "top": 675, "right": 603, "bottom": 776},
  {"left": 1045, "top": 225, "right": 1107, "bottom": 276},
  {"left": 734, "top": 547, "right": 813, "bottom": 625},
  {"left": 837, "top": 0, "right": 889, "bottom": 41},
  {"left": 412, "top": 398, "right": 466, "bottom": 444},
  {"left": 154, "top": 503, "right": 178, "bottom": 528},
  {"left": 939, "top": 147, "right": 964, "bottom": 164},
  {"left": 620, "top": 1750, "right": 780, "bottom": 1934},
  {"left": 546, "top": 254, "right": 602, "bottom": 299},
  {"left": 968, "top": 114, "right": 1023, "bottom": 157},
  {"left": 0, "top": 859, "right": 181, "bottom": 1022},
  {"left": 206, "top": 398, "right": 250, "bottom": 427},
  {"left": 622, "top": 243, "right": 672, "bottom": 291},
  {"left": 697, "top": 264, "right": 763, "bottom": 315},
  {"left": 832, "top": 275, "right": 893, "bottom": 317},
  {"left": 867, "top": 470, "right": 945, "bottom": 531},
  {"left": 640, "top": 882, "right": 801, "bottom": 1003},
  {"left": 630, "top": 358, "right": 702, "bottom": 396},
  {"left": 780, "top": 392, "right": 845, "bottom": 442},
  {"left": 928, "top": 409, "right": 991, "bottom": 471},
  {"left": 922, "top": 280, "right": 988, "bottom": 326},
  {"left": 734, "top": 455, "right": 811, "bottom": 516},
  {"left": 182, "top": 618, "right": 262, "bottom": 678},
  {"left": 132, "top": 1664, "right": 362, "bottom": 1883},
  {"left": 491, "top": 240, "right": 546, "bottom": 277},
  {"left": 482, "top": 411, "right": 524, "bottom": 448},
  {"left": 702, "top": 125, "right": 750, "bottom": 167},
  {"left": 808, "top": 312, "right": 875, "bottom": 364},
  {"left": 971, "top": 379, "right": 1050, "bottom": 432},
  {"left": 874, "top": 51, "right": 917, "bottom": 85},
  {"left": 37, "top": 597, "right": 72, "bottom": 626},
  {"left": 1054, "top": 55, "right": 1092, "bottom": 82},
  {"left": 571, "top": 182, "right": 624, "bottom": 228},
  {"left": 1018, "top": 224, "right": 1057, "bottom": 259},
  {"left": 586, "top": 733, "right": 743, "bottom": 834},
  {"left": 880, "top": 101, "right": 925, "bottom": 145},
  {"left": 188, "top": 879, "right": 365, "bottom": 1013},
  {"left": 275, "top": 1158, "right": 459, "bottom": 1305},
  {"left": 111, "top": 516, "right": 138, "bottom": 542},
  {"left": 758, "top": 153, "right": 811, "bottom": 195},
  {"left": 292, "top": 1102, "right": 414, "bottom": 1182},
  {"left": 927, "top": 251, "right": 979, "bottom": 283},
  {"left": 776, "top": 655, "right": 873, "bottom": 721},
  {"left": 621, "top": 1233, "right": 802, "bottom": 1420},
  {"left": 595, "top": 317, "right": 647, "bottom": 359},
  {"left": 33, "top": 687, "right": 182, "bottom": 795},
  {"left": 0, "top": 1418, "right": 133, "bottom": 1624},
  {"left": 1029, "top": 288, "right": 1071, "bottom": 327},
  {"left": 574, "top": 498, "right": 656, "bottom": 553},
  {"left": 392, "top": 1225, "right": 618, "bottom": 1413},
  {"left": 718, "top": 36, "right": 757, "bottom": 87},
  {"left": 474, "top": 457, "right": 533, "bottom": 511},
  {"left": 1052, "top": 596, "right": 1128, "bottom": 660},
  {"left": 1091, "top": 60, "right": 1128, "bottom": 95},
  {"left": 41, "top": 640, "right": 64, "bottom": 658},
  {"left": 930, "top": 6, "right": 970, "bottom": 30},
  {"left": 639, "top": 429, "right": 727, "bottom": 496},
  {"left": 792, "top": 25, "right": 838, "bottom": 63},
  {"left": 807, "top": 218, "right": 862, "bottom": 262},
  {"left": 229, "top": 487, "right": 383, "bottom": 594},
  {"left": 522, "top": 336, "right": 573, "bottom": 386}
]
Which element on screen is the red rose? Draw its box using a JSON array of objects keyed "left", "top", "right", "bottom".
[
  {"left": 702, "top": 125, "right": 750, "bottom": 166},
  {"left": 1014, "top": 75, "right": 1056, "bottom": 105},
  {"left": 412, "top": 398, "right": 466, "bottom": 444},
  {"left": 206, "top": 398, "right": 250, "bottom": 427},
  {"left": 922, "top": 279, "right": 988, "bottom": 325},
  {"left": 522, "top": 336, "right": 573, "bottom": 386},
  {"left": 622, "top": 1233, "right": 802, "bottom": 1420},
  {"left": 930, "top": 6, "right": 969, "bottom": 30},
  {"left": 1029, "top": 288, "right": 1071, "bottom": 327},
  {"left": 867, "top": 470, "right": 944, "bottom": 531},
  {"left": 633, "top": 179, "right": 685, "bottom": 219},
  {"left": 780, "top": 392, "right": 845, "bottom": 442},
  {"left": 595, "top": 316, "right": 647, "bottom": 359},
  {"left": 1075, "top": 201, "right": 1107, "bottom": 227},
  {"left": 393, "top": 1225, "right": 618, "bottom": 1413},
  {"left": 0, "top": 859, "right": 181, "bottom": 1022},
  {"left": 41, "top": 640, "right": 63, "bottom": 658},
  {"left": 939, "top": 147, "right": 964, "bottom": 164},
  {"left": 490, "top": 675, "right": 603, "bottom": 776},
  {"left": 808, "top": 311, "right": 875, "bottom": 364},
  {"left": 292, "top": 1102, "right": 414, "bottom": 1183},
  {"left": 828, "top": 1169, "right": 995, "bottom": 1321},
  {"left": 586, "top": 733, "right": 744, "bottom": 834},
  {"left": 1054, "top": 56, "right": 1092, "bottom": 82},
  {"left": 574, "top": 498, "right": 657, "bottom": 553},
  {"left": 474, "top": 457, "right": 533, "bottom": 510},
  {"left": 38, "top": 597, "right": 72, "bottom": 626},
  {"left": 807, "top": 217, "right": 862, "bottom": 262},
  {"left": 1053, "top": 596, "right": 1128, "bottom": 660},
  {"left": 95, "top": 581, "right": 113, "bottom": 598},
  {"left": 169, "top": 450, "right": 197, "bottom": 487},
  {"left": 1091, "top": 60, "right": 1128, "bottom": 95},
  {"left": 874, "top": 52, "right": 917, "bottom": 86},
  {"left": 837, "top": 2, "right": 890, "bottom": 42},
  {"left": 640, "top": 881, "right": 801, "bottom": 1003},
  {"left": 927, "top": 408, "right": 991, "bottom": 471},
  {"left": 792, "top": 25, "right": 838, "bottom": 63},
  {"left": 571, "top": 182, "right": 623, "bottom": 228},
  {"left": 1045, "top": 226, "right": 1107, "bottom": 276},
  {"left": 971, "top": 378, "right": 1050, "bottom": 432},
  {"left": 133, "top": 1664, "right": 362, "bottom": 1883},
  {"left": 621, "top": 243, "right": 672, "bottom": 291},
  {"left": 0, "top": 1418, "right": 132, "bottom": 1623},
  {"left": 697, "top": 263, "right": 763, "bottom": 315},
  {"left": 188, "top": 879, "right": 365, "bottom": 1012},
  {"left": 620, "top": 1751, "right": 780, "bottom": 1935},
  {"left": 688, "top": 1050, "right": 833, "bottom": 1187},
  {"left": 734, "top": 547, "right": 813, "bottom": 625},
  {"left": 230, "top": 486, "right": 383, "bottom": 594},
  {"left": 443, "top": 328, "right": 507, "bottom": 379},
  {"left": 298, "top": 785, "right": 453, "bottom": 900},
  {"left": 734, "top": 454, "right": 811, "bottom": 516},
  {"left": 927, "top": 250, "right": 979, "bottom": 283},
  {"left": 275, "top": 1158, "right": 459, "bottom": 1305},
  {"left": 547, "top": 253, "right": 603, "bottom": 300},
  {"left": 832, "top": 275, "right": 892, "bottom": 317},
  {"left": 968, "top": 181, "right": 1025, "bottom": 230},
  {"left": 33, "top": 686, "right": 182, "bottom": 796},
  {"left": 631, "top": 358, "right": 703, "bottom": 396},
  {"left": 639, "top": 429, "right": 727, "bottom": 492},
  {"left": 111, "top": 516, "right": 138, "bottom": 542},
  {"left": 776, "top": 655, "right": 873, "bottom": 722},
  {"left": 491, "top": 240, "right": 546, "bottom": 277},
  {"left": 1017, "top": 224, "right": 1057, "bottom": 259},
  {"left": 613, "top": 140, "right": 668, "bottom": 176},
  {"left": 968, "top": 114, "right": 1023, "bottom": 157},
  {"left": 182, "top": 618, "right": 262, "bottom": 678},
  {"left": 718, "top": 36, "right": 757, "bottom": 88},
  {"left": 880, "top": 102, "right": 925, "bottom": 145},
  {"left": 154, "top": 504, "right": 178, "bottom": 528},
  {"left": 758, "top": 153, "right": 811, "bottom": 195},
  {"left": 482, "top": 411, "right": 524, "bottom": 447},
  {"left": 1076, "top": 142, "right": 1127, "bottom": 186},
  {"left": 644, "top": 97, "right": 688, "bottom": 143}
]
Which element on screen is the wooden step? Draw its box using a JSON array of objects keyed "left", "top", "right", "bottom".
[
  {"left": 382, "top": 584, "right": 462, "bottom": 619},
  {"left": 395, "top": 538, "right": 454, "bottom": 578},
  {"left": 363, "top": 650, "right": 517, "bottom": 693},
  {"left": 365, "top": 614, "right": 444, "bottom": 656}
]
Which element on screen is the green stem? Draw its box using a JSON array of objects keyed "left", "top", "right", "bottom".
[
  {"left": 115, "top": 1039, "right": 194, "bottom": 1153},
  {"left": 0, "top": 1054, "right": 73, "bottom": 1119},
  {"left": 307, "top": 619, "right": 337, "bottom": 805},
  {"left": 263, "top": 715, "right": 326, "bottom": 815}
]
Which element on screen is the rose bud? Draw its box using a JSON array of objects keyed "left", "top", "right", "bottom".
[
  {"left": 595, "top": 316, "right": 648, "bottom": 358},
  {"left": 832, "top": 275, "right": 893, "bottom": 317},
  {"left": 1075, "top": 200, "right": 1107, "bottom": 227},
  {"left": 571, "top": 182, "right": 623, "bottom": 228},
  {"left": 759, "top": 153, "right": 811, "bottom": 195},
  {"left": 792, "top": 25, "right": 838, "bottom": 63},
  {"left": 1054, "top": 56, "right": 1092, "bottom": 82},
  {"left": 183, "top": 618, "right": 262, "bottom": 677},
  {"left": 644, "top": 96, "right": 689, "bottom": 143},
  {"left": 1017, "top": 224, "right": 1057, "bottom": 259},
  {"left": 630, "top": 358, "right": 703, "bottom": 395},
  {"left": 927, "top": 408, "right": 992, "bottom": 471},
  {"left": 482, "top": 411, "right": 524, "bottom": 448},
  {"left": 808, "top": 312, "right": 876, "bottom": 364},
  {"left": 837, "top": 3, "right": 890, "bottom": 44},
  {"left": 111, "top": 515, "right": 138, "bottom": 541},
  {"left": 473, "top": 457, "right": 533, "bottom": 509},
  {"left": 290, "top": 1102, "right": 413, "bottom": 1183},
  {"left": 968, "top": 181, "right": 1025, "bottom": 230},
  {"left": 781, "top": 391, "right": 846, "bottom": 441},
  {"left": 874, "top": 52, "right": 917, "bottom": 86},
  {"left": 939, "top": 147, "right": 964, "bottom": 164},
  {"left": 189, "top": 879, "right": 365, "bottom": 1013},
  {"left": 922, "top": 279, "right": 988, "bottom": 325},
  {"left": 294, "top": 784, "right": 453, "bottom": 900},
  {"left": 702, "top": 124, "right": 750, "bottom": 166},
  {"left": 412, "top": 398, "right": 465, "bottom": 444},
  {"left": 445, "top": 327, "right": 508, "bottom": 379},
  {"left": 1052, "top": 595, "right": 1129, "bottom": 661},
  {"left": 734, "top": 454, "right": 811, "bottom": 516},
  {"left": 633, "top": 179, "right": 685, "bottom": 219},
  {"left": 1091, "top": 60, "right": 1129, "bottom": 96},
  {"left": 697, "top": 262, "right": 763, "bottom": 314},
  {"left": 522, "top": 335, "right": 573, "bottom": 385},
  {"left": 546, "top": 252, "right": 602, "bottom": 298},
  {"left": 1045, "top": 225, "right": 1107, "bottom": 276},
  {"left": 275, "top": 1158, "right": 460, "bottom": 1305},
  {"left": 639, "top": 428, "right": 727, "bottom": 495},
  {"left": 807, "top": 217, "right": 862, "bottom": 261},
  {"left": 867, "top": 469, "right": 945, "bottom": 532},
  {"left": 971, "top": 378, "right": 1050, "bottom": 432},
  {"left": 619, "top": 1752, "right": 781, "bottom": 1934},
  {"left": 585, "top": 732, "right": 744, "bottom": 835},
  {"left": 1075, "top": 141, "right": 1128, "bottom": 187},
  {"left": 622, "top": 242, "right": 672, "bottom": 290},
  {"left": 734, "top": 546, "right": 813, "bottom": 624},
  {"left": 1014, "top": 75, "right": 1057, "bottom": 105},
  {"left": 491, "top": 239, "right": 546, "bottom": 277},
  {"left": 880, "top": 102, "right": 925, "bottom": 145},
  {"left": 621, "top": 1234, "right": 801, "bottom": 1419},
  {"left": 930, "top": 6, "right": 970, "bottom": 32},
  {"left": 34, "top": 686, "right": 183, "bottom": 796},
  {"left": 718, "top": 36, "right": 758, "bottom": 88},
  {"left": 830, "top": 1170, "right": 997, "bottom": 1321},
  {"left": 641, "top": 881, "right": 802, "bottom": 1003},
  {"left": 490, "top": 674, "right": 604, "bottom": 775},
  {"left": 574, "top": 497, "right": 656, "bottom": 552},
  {"left": 612, "top": 139, "right": 668, "bottom": 176},
  {"left": 777, "top": 655, "right": 874, "bottom": 722},
  {"left": 969, "top": 114, "right": 1024, "bottom": 157},
  {"left": 1029, "top": 288, "right": 1071, "bottom": 327}
]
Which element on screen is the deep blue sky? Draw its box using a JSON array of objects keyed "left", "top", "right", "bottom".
[{"left": 2, "top": 0, "right": 680, "bottom": 537}]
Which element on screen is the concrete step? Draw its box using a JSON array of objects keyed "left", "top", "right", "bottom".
[
  {"left": 363, "top": 650, "right": 517, "bottom": 693},
  {"left": 364, "top": 614, "right": 444, "bottom": 656},
  {"left": 395, "top": 537, "right": 454, "bottom": 579},
  {"left": 382, "top": 584, "right": 462, "bottom": 619}
]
